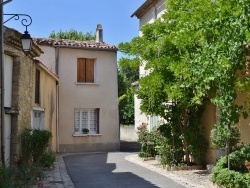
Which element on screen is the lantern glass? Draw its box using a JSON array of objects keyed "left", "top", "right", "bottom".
[{"left": 21, "top": 31, "right": 32, "bottom": 52}]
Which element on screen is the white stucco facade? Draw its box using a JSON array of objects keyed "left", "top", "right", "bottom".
[{"left": 36, "top": 39, "right": 120, "bottom": 153}]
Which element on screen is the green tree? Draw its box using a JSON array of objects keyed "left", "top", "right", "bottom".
[
  {"left": 118, "top": 57, "right": 139, "bottom": 125},
  {"left": 119, "top": 0, "right": 250, "bottom": 164},
  {"left": 49, "top": 28, "right": 95, "bottom": 40}
]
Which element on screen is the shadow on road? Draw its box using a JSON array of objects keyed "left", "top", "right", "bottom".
[
  {"left": 64, "top": 153, "right": 159, "bottom": 188},
  {"left": 120, "top": 140, "right": 141, "bottom": 152}
]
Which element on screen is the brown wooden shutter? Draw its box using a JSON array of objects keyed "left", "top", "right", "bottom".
[
  {"left": 86, "top": 59, "right": 94, "bottom": 82},
  {"left": 77, "top": 58, "right": 86, "bottom": 82},
  {"left": 35, "top": 69, "right": 40, "bottom": 104}
]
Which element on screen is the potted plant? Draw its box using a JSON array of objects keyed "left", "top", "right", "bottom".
[{"left": 82, "top": 128, "right": 89, "bottom": 134}]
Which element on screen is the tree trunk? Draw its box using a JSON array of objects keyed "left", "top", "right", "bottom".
[
  {"left": 183, "top": 110, "right": 190, "bottom": 165},
  {"left": 177, "top": 108, "right": 190, "bottom": 165}
]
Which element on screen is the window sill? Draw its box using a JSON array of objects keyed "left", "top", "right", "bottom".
[
  {"left": 73, "top": 134, "right": 102, "bottom": 137},
  {"left": 75, "top": 82, "right": 100, "bottom": 85}
]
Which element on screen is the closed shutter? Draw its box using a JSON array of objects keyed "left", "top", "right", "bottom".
[
  {"left": 86, "top": 59, "right": 94, "bottom": 82},
  {"left": 77, "top": 58, "right": 86, "bottom": 82},
  {"left": 35, "top": 70, "right": 40, "bottom": 104},
  {"left": 74, "top": 110, "right": 80, "bottom": 133}
]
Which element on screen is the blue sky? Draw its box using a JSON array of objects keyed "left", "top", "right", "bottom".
[{"left": 3, "top": 0, "right": 145, "bottom": 58}]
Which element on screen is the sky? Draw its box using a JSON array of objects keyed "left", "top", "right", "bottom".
[{"left": 3, "top": 0, "right": 145, "bottom": 58}]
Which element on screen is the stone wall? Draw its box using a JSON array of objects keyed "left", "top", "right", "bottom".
[{"left": 5, "top": 44, "right": 35, "bottom": 164}]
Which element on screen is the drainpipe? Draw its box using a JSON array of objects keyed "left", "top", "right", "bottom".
[
  {"left": 55, "top": 47, "right": 59, "bottom": 152},
  {"left": 0, "top": 0, "right": 5, "bottom": 166},
  {"left": 0, "top": 0, "right": 11, "bottom": 166}
]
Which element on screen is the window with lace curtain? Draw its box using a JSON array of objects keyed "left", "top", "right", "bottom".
[{"left": 74, "top": 108, "right": 99, "bottom": 134}]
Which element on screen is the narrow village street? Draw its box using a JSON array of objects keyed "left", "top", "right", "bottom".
[
  {"left": 40, "top": 142, "right": 214, "bottom": 188},
  {"left": 63, "top": 152, "right": 184, "bottom": 188}
]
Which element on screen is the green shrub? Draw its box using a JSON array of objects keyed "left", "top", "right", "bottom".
[
  {"left": 0, "top": 163, "right": 43, "bottom": 187},
  {"left": 211, "top": 124, "right": 241, "bottom": 149},
  {"left": 137, "top": 124, "right": 160, "bottom": 158},
  {"left": 0, "top": 129, "right": 55, "bottom": 186},
  {"left": 212, "top": 143, "right": 250, "bottom": 188},
  {"left": 0, "top": 167, "right": 17, "bottom": 188},
  {"left": 21, "top": 129, "right": 53, "bottom": 164},
  {"left": 39, "top": 152, "right": 56, "bottom": 168}
]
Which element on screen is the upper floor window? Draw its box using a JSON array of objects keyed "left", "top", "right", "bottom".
[
  {"left": 35, "top": 69, "right": 40, "bottom": 104},
  {"left": 77, "top": 58, "right": 95, "bottom": 83}
]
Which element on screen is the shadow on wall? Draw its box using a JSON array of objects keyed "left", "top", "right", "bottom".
[{"left": 63, "top": 153, "right": 158, "bottom": 188}]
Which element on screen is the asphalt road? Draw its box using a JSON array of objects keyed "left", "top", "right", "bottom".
[{"left": 63, "top": 152, "right": 184, "bottom": 188}]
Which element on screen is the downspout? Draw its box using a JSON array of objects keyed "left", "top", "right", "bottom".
[
  {"left": 0, "top": 0, "right": 5, "bottom": 166},
  {"left": 1, "top": 0, "right": 13, "bottom": 167},
  {"left": 55, "top": 46, "right": 59, "bottom": 153}
]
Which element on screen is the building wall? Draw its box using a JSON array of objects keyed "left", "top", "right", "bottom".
[
  {"left": 32, "top": 63, "right": 58, "bottom": 152},
  {"left": 201, "top": 93, "right": 250, "bottom": 164},
  {"left": 37, "top": 46, "right": 56, "bottom": 73},
  {"left": 3, "top": 30, "right": 57, "bottom": 165},
  {"left": 5, "top": 45, "right": 35, "bottom": 164},
  {"left": 36, "top": 46, "right": 120, "bottom": 153},
  {"left": 139, "top": 0, "right": 166, "bottom": 35},
  {"left": 57, "top": 48, "right": 119, "bottom": 152},
  {"left": 235, "top": 92, "right": 250, "bottom": 144},
  {"left": 200, "top": 103, "right": 217, "bottom": 164}
]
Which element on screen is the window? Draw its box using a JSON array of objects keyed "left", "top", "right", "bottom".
[
  {"left": 32, "top": 110, "right": 45, "bottom": 130},
  {"left": 77, "top": 58, "right": 95, "bottom": 83},
  {"left": 149, "top": 115, "right": 160, "bottom": 131},
  {"left": 35, "top": 69, "right": 40, "bottom": 104},
  {"left": 74, "top": 108, "right": 99, "bottom": 134}
]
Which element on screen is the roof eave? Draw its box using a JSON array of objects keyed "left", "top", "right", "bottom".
[
  {"left": 131, "top": 0, "right": 158, "bottom": 18},
  {"left": 52, "top": 45, "right": 118, "bottom": 52}
]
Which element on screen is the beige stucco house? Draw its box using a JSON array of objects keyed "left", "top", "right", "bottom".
[
  {"left": 34, "top": 24, "right": 120, "bottom": 153},
  {"left": 0, "top": 27, "right": 58, "bottom": 166},
  {"left": 132, "top": 0, "right": 250, "bottom": 164}
]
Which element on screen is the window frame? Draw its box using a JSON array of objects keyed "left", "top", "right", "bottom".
[
  {"left": 32, "top": 108, "right": 45, "bottom": 130},
  {"left": 74, "top": 108, "right": 100, "bottom": 135}
]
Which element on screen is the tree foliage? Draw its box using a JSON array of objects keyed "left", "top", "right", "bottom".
[
  {"left": 49, "top": 28, "right": 95, "bottom": 41},
  {"left": 119, "top": 0, "right": 250, "bottom": 163},
  {"left": 118, "top": 57, "right": 139, "bottom": 125}
]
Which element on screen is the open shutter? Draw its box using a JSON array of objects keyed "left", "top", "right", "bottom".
[
  {"left": 86, "top": 59, "right": 94, "bottom": 83},
  {"left": 77, "top": 58, "right": 86, "bottom": 82}
]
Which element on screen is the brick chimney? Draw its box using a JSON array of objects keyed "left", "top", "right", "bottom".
[{"left": 95, "top": 24, "right": 103, "bottom": 43}]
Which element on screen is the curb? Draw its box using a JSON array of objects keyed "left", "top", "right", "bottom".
[
  {"left": 125, "top": 154, "right": 209, "bottom": 188},
  {"left": 41, "top": 155, "right": 75, "bottom": 188}
]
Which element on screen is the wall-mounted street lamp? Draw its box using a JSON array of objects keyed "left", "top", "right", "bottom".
[{"left": 4, "top": 14, "right": 33, "bottom": 52}]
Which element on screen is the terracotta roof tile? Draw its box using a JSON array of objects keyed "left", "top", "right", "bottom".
[{"left": 33, "top": 38, "right": 117, "bottom": 51}]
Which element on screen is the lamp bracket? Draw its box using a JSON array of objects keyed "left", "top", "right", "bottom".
[{"left": 3, "top": 14, "right": 32, "bottom": 32}]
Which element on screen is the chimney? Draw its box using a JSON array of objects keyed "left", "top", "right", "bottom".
[{"left": 95, "top": 24, "right": 103, "bottom": 43}]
